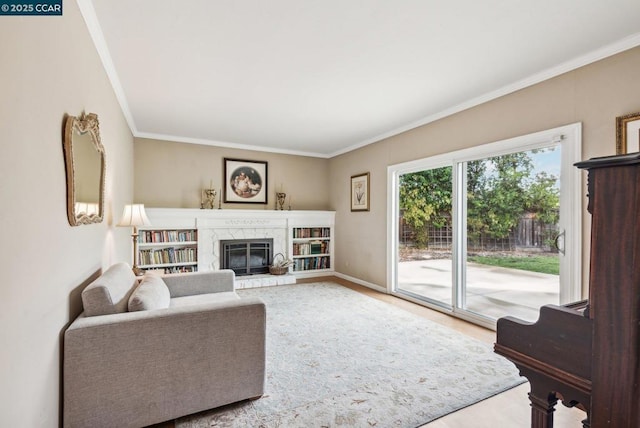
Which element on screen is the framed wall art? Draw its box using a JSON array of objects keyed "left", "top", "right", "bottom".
[
  {"left": 350, "top": 172, "right": 370, "bottom": 212},
  {"left": 224, "top": 158, "right": 268, "bottom": 204},
  {"left": 616, "top": 112, "right": 640, "bottom": 154}
]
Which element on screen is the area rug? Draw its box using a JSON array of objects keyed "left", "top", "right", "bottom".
[{"left": 176, "top": 282, "right": 524, "bottom": 428}]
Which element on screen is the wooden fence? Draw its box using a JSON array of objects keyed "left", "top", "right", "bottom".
[{"left": 400, "top": 213, "right": 558, "bottom": 252}]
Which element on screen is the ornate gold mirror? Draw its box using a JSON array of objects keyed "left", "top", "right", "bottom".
[{"left": 63, "top": 112, "right": 106, "bottom": 226}]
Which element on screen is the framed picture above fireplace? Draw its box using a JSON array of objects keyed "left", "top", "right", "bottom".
[{"left": 224, "top": 158, "right": 268, "bottom": 204}]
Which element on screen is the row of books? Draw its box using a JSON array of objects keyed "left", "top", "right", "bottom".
[
  {"left": 138, "top": 247, "right": 196, "bottom": 266},
  {"left": 293, "top": 241, "right": 329, "bottom": 256},
  {"left": 292, "top": 227, "right": 330, "bottom": 239},
  {"left": 143, "top": 266, "right": 198, "bottom": 274},
  {"left": 138, "top": 230, "right": 197, "bottom": 243},
  {"left": 293, "top": 256, "right": 330, "bottom": 271}
]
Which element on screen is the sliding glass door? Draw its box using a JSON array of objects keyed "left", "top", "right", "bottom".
[{"left": 389, "top": 125, "right": 581, "bottom": 328}]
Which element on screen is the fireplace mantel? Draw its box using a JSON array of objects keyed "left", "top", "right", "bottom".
[
  {"left": 144, "top": 208, "right": 335, "bottom": 278},
  {"left": 144, "top": 208, "right": 333, "bottom": 228}
]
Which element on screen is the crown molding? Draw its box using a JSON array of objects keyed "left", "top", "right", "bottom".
[
  {"left": 78, "top": 0, "right": 640, "bottom": 160},
  {"left": 77, "top": 0, "right": 138, "bottom": 134},
  {"left": 329, "top": 32, "right": 640, "bottom": 158},
  {"left": 135, "top": 132, "right": 331, "bottom": 158}
]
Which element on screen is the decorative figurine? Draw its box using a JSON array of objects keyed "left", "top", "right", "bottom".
[
  {"left": 201, "top": 187, "right": 217, "bottom": 209},
  {"left": 276, "top": 192, "right": 286, "bottom": 210}
]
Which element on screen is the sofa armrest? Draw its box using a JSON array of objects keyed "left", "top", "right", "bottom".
[
  {"left": 161, "top": 269, "right": 235, "bottom": 297},
  {"left": 64, "top": 296, "right": 265, "bottom": 428}
]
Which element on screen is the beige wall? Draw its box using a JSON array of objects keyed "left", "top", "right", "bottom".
[
  {"left": 137, "top": 48, "right": 640, "bottom": 292},
  {"left": 330, "top": 46, "right": 640, "bottom": 292},
  {"left": 134, "top": 138, "right": 330, "bottom": 210},
  {"left": 0, "top": 3, "right": 134, "bottom": 426}
]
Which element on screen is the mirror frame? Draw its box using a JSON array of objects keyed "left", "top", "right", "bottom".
[{"left": 63, "top": 112, "right": 106, "bottom": 226}]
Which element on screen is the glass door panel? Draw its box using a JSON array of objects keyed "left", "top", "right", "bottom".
[
  {"left": 463, "top": 147, "right": 561, "bottom": 322},
  {"left": 397, "top": 166, "right": 453, "bottom": 308}
]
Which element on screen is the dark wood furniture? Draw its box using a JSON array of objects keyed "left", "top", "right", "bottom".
[{"left": 494, "top": 152, "right": 640, "bottom": 428}]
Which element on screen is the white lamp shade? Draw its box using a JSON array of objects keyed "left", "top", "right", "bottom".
[{"left": 117, "top": 204, "right": 151, "bottom": 227}]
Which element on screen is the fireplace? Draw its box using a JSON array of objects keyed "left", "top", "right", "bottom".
[{"left": 220, "top": 238, "right": 273, "bottom": 276}]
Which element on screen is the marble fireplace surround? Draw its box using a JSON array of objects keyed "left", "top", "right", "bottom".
[
  {"left": 144, "top": 208, "right": 334, "bottom": 277},
  {"left": 199, "top": 217, "right": 288, "bottom": 271}
]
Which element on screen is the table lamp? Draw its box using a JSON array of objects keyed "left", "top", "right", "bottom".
[{"left": 117, "top": 204, "right": 151, "bottom": 275}]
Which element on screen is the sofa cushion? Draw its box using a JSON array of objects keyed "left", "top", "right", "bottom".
[
  {"left": 128, "top": 274, "right": 171, "bottom": 312},
  {"left": 170, "top": 291, "right": 240, "bottom": 308},
  {"left": 82, "top": 263, "right": 137, "bottom": 317}
]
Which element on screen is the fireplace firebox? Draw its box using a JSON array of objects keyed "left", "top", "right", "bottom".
[{"left": 220, "top": 239, "right": 273, "bottom": 276}]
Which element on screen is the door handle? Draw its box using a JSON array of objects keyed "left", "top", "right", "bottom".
[{"left": 554, "top": 230, "right": 565, "bottom": 255}]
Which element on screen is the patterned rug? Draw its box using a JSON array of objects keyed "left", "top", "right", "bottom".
[{"left": 176, "top": 282, "right": 523, "bottom": 428}]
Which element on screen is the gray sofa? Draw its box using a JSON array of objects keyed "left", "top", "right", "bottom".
[{"left": 63, "top": 263, "right": 266, "bottom": 428}]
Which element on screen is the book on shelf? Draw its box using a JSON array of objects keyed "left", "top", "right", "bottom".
[
  {"left": 293, "top": 240, "right": 329, "bottom": 256},
  {"left": 142, "top": 265, "right": 198, "bottom": 275},
  {"left": 293, "top": 227, "right": 330, "bottom": 239},
  {"left": 310, "top": 241, "right": 322, "bottom": 254},
  {"left": 293, "top": 242, "right": 310, "bottom": 255},
  {"left": 139, "top": 229, "right": 197, "bottom": 243},
  {"left": 138, "top": 247, "right": 197, "bottom": 266},
  {"left": 293, "top": 256, "right": 330, "bottom": 271}
]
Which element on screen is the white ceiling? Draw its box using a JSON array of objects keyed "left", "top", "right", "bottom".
[{"left": 81, "top": 0, "right": 640, "bottom": 158}]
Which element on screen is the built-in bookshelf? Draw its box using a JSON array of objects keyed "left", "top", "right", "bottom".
[
  {"left": 137, "top": 228, "right": 198, "bottom": 274},
  {"left": 291, "top": 227, "right": 331, "bottom": 274},
  {"left": 140, "top": 208, "right": 335, "bottom": 278}
]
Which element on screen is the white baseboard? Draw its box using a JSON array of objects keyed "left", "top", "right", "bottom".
[{"left": 334, "top": 272, "right": 388, "bottom": 294}]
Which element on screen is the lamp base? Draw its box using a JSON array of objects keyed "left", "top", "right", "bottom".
[{"left": 131, "top": 231, "right": 144, "bottom": 277}]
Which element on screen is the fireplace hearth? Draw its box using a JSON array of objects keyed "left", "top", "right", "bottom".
[{"left": 220, "top": 238, "right": 273, "bottom": 276}]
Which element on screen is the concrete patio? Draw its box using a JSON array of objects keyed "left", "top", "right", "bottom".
[{"left": 397, "top": 259, "right": 560, "bottom": 322}]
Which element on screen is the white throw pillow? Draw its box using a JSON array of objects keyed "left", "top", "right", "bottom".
[
  {"left": 128, "top": 274, "right": 171, "bottom": 312},
  {"left": 82, "top": 263, "right": 138, "bottom": 316}
]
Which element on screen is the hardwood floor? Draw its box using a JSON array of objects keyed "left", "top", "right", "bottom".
[{"left": 150, "top": 276, "right": 585, "bottom": 427}]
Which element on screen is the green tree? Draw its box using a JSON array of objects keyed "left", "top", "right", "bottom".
[
  {"left": 468, "top": 152, "right": 534, "bottom": 239},
  {"left": 400, "top": 148, "right": 560, "bottom": 248},
  {"left": 399, "top": 167, "right": 452, "bottom": 247},
  {"left": 524, "top": 171, "right": 559, "bottom": 225}
]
